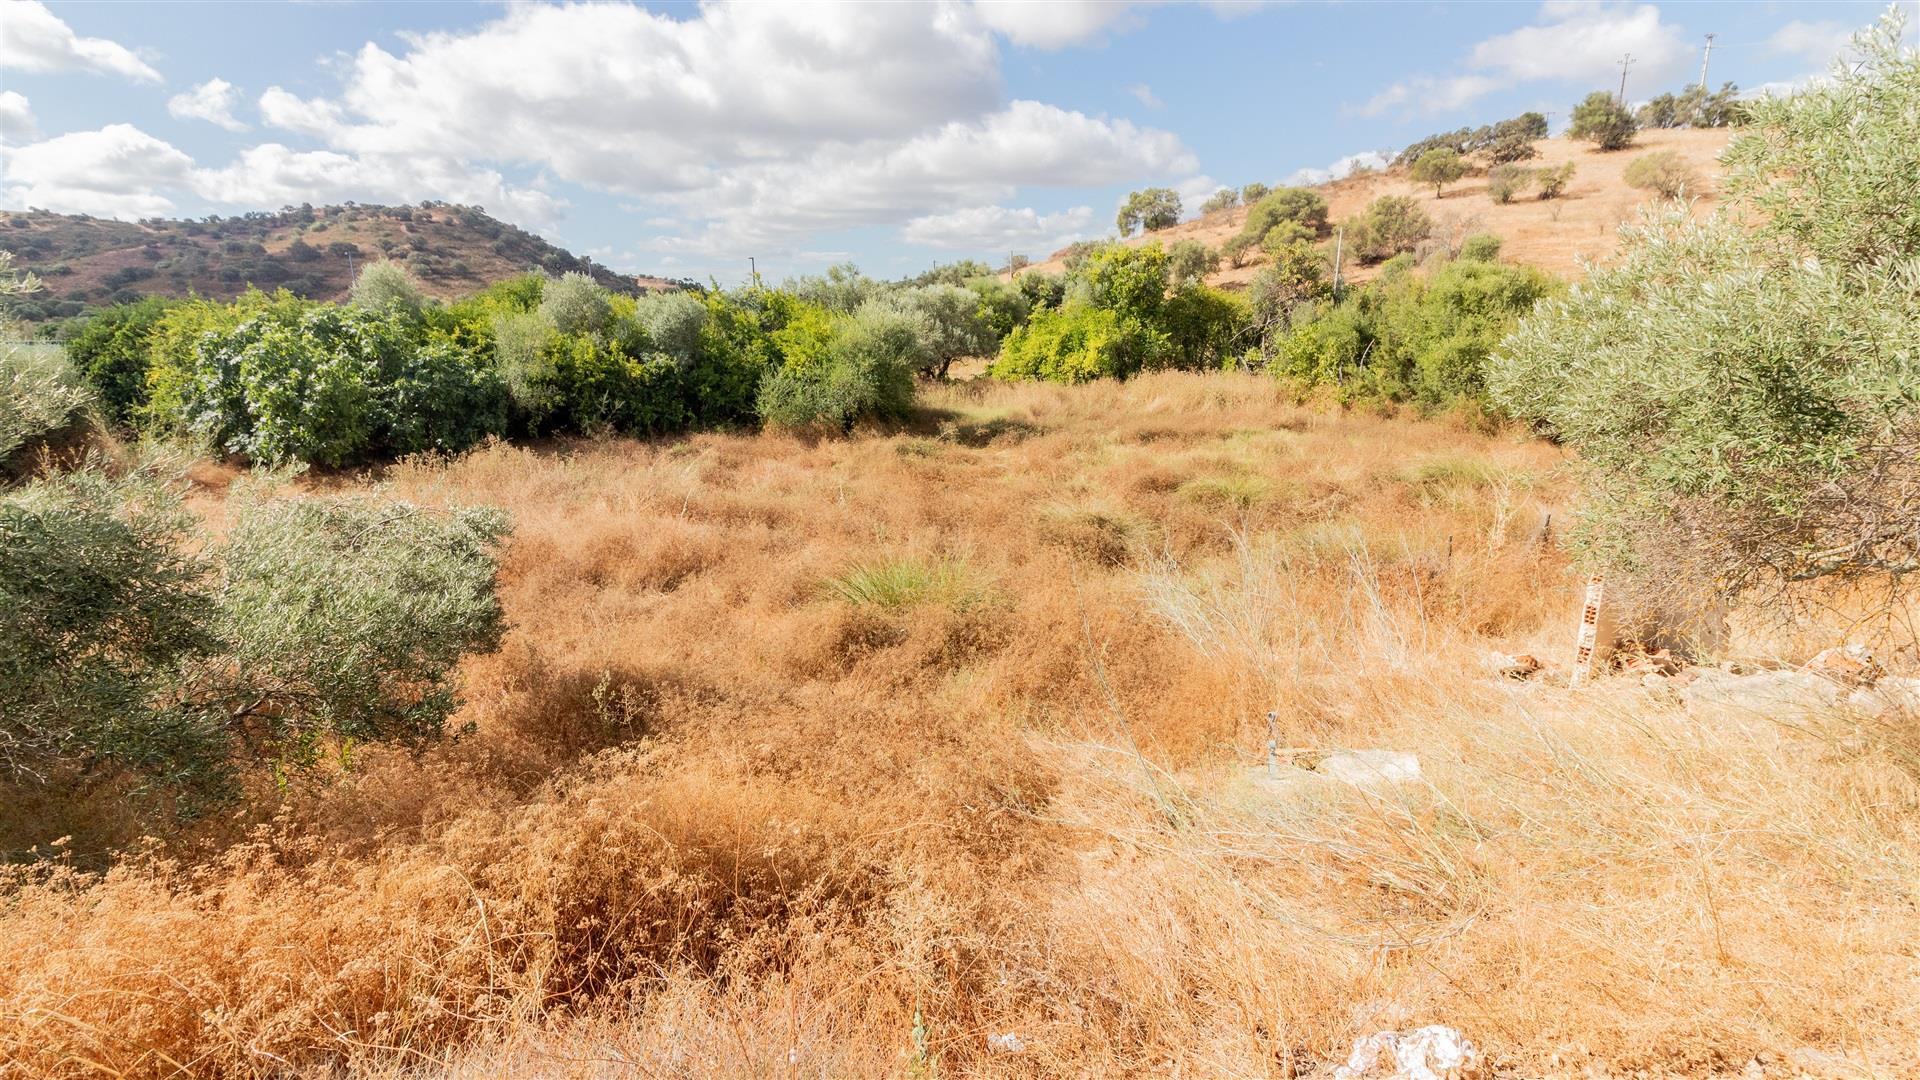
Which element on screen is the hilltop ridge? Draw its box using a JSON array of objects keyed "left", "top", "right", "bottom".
[{"left": 0, "top": 201, "right": 679, "bottom": 322}]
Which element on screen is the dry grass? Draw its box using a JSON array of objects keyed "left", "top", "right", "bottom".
[
  {"left": 3, "top": 371, "right": 1916, "bottom": 1078},
  {"left": 1013, "top": 128, "right": 1737, "bottom": 288}
]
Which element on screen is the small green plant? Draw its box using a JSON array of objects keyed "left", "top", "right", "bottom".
[
  {"left": 1536, "top": 162, "right": 1576, "bottom": 200},
  {"left": 1458, "top": 233, "right": 1502, "bottom": 261},
  {"left": 1176, "top": 474, "right": 1273, "bottom": 510},
  {"left": 1200, "top": 188, "right": 1239, "bottom": 215},
  {"left": 824, "top": 556, "right": 992, "bottom": 612}
]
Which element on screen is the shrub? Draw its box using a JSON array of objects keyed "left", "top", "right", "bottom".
[
  {"left": 756, "top": 305, "right": 918, "bottom": 429},
  {"left": 1624, "top": 150, "right": 1698, "bottom": 199},
  {"left": 0, "top": 466, "right": 508, "bottom": 816},
  {"left": 1078, "top": 242, "right": 1171, "bottom": 325},
  {"left": 1458, "top": 233, "right": 1503, "bottom": 262},
  {"left": 1240, "top": 188, "right": 1330, "bottom": 244},
  {"left": 349, "top": 261, "right": 426, "bottom": 318},
  {"left": 1200, "top": 188, "right": 1239, "bottom": 215},
  {"left": 1487, "top": 164, "right": 1532, "bottom": 204},
  {"left": 967, "top": 277, "right": 1031, "bottom": 343},
  {"left": 824, "top": 557, "right": 992, "bottom": 612},
  {"left": 1483, "top": 133, "right": 1539, "bottom": 164},
  {"left": 1159, "top": 285, "right": 1248, "bottom": 370},
  {"left": 1221, "top": 234, "right": 1257, "bottom": 269},
  {"left": 1410, "top": 148, "right": 1469, "bottom": 197},
  {"left": 1489, "top": 11, "right": 1920, "bottom": 598},
  {"left": 1536, "top": 162, "right": 1576, "bottom": 199},
  {"left": 492, "top": 310, "right": 557, "bottom": 420},
  {"left": 1260, "top": 220, "right": 1315, "bottom": 256},
  {"left": 1247, "top": 242, "right": 1332, "bottom": 346},
  {"left": 1344, "top": 195, "right": 1433, "bottom": 264},
  {"left": 1568, "top": 90, "right": 1637, "bottom": 150},
  {"left": 631, "top": 290, "right": 708, "bottom": 364},
  {"left": 869, "top": 284, "right": 995, "bottom": 378},
  {"left": 2, "top": 342, "right": 89, "bottom": 469},
  {"left": 990, "top": 305, "right": 1165, "bottom": 384},
  {"left": 1116, "top": 187, "right": 1182, "bottom": 236},
  {"left": 1167, "top": 239, "right": 1220, "bottom": 288},
  {"left": 59, "top": 298, "right": 177, "bottom": 425},
  {"left": 1016, "top": 271, "right": 1066, "bottom": 313},
  {"left": 1240, "top": 182, "right": 1270, "bottom": 205},
  {"left": 538, "top": 271, "right": 612, "bottom": 336}
]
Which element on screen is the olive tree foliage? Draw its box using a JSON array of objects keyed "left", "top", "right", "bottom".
[
  {"left": 865, "top": 284, "right": 995, "bottom": 378},
  {"left": 1410, "top": 148, "right": 1468, "bottom": 197},
  {"left": 1489, "top": 11, "right": 1920, "bottom": 601},
  {"left": 2, "top": 253, "right": 91, "bottom": 469},
  {"left": 1568, "top": 90, "right": 1637, "bottom": 150},
  {"left": 1168, "top": 239, "right": 1220, "bottom": 288},
  {"left": 1116, "top": 187, "right": 1182, "bottom": 236},
  {"left": 538, "top": 271, "right": 612, "bottom": 336},
  {"left": 631, "top": 290, "right": 708, "bottom": 364},
  {"left": 1345, "top": 196, "right": 1434, "bottom": 264},
  {"left": 348, "top": 261, "right": 426, "bottom": 318},
  {"left": 1200, "top": 188, "right": 1240, "bottom": 215},
  {"left": 0, "top": 464, "right": 508, "bottom": 815}
]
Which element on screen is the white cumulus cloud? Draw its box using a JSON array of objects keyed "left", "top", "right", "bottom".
[
  {"left": 168, "top": 78, "right": 248, "bottom": 132},
  {"left": 1766, "top": 19, "right": 1863, "bottom": 67},
  {"left": 1356, "top": 2, "right": 1689, "bottom": 119},
  {"left": 0, "top": 0, "right": 160, "bottom": 82},
  {"left": 0, "top": 92, "right": 37, "bottom": 144},
  {"left": 901, "top": 204, "right": 1097, "bottom": 251},
  {"left": 1282, "top": 149, "right": 1391, "bottom": 186},
  {"left": 2, "top": 124, "right": 192, "bottom": 218}
]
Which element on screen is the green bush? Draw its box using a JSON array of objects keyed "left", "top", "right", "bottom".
[
  {"left": 58, "top": 297, "right": 173, "bottom": 425},
  {"left": 1270, "top": 256, "right": 1556, "bottom": 404},
  {"left": 869, "top": 284, "right": 995, "bottom": 378},
  {"left": 1168, "top": 239, "right": 1220, "bottom": 287},
  {"left": 1624, "top": 151, "right": 1697, "bottom": 198},
  {"left": 968, "top": 277, "right": 1031, "bottom": 343},
  {"left": 1490, "top": 13, "right": 1920, "bottom": 594},
  {"left": 1458, "top": 233, "right": 1503, "bottom": 262},
  {"left": 630, "top": 290, "right": 707, "bottom": 363},
  {"left": 756, "top": 304, "right": 918, "bottom": 429},
  {"left": 1239, "top": 188, "right": 1330, "bottom": 247},
  {"left": 1160, "top": 285, "right": 1247, "bottom": 370},
  {"left": 1568, "top": 90, "right": 1637, "bottom": 150},
  {"left": 1345, "top": 195, "right": 1433, "bottom": 264},
  {"left": 1116, "top": 187, "right": 1182, "bottom": 236},
  {"left": 349, "top": 261, "right": 426, "bottom": 318},
  {"left": 0, "top": 466, "right": 508, "bottom": 816},
  {"left": 1240, "top": 182, "right": 1271, "bottom": 205},
  {"left": 2, "top": 341, "right": 89, "bottom": 469},
  {"left": 538, "top": 271, "right": 612, "bottom": 336},
  {"left": 990, "top": 305, "right": 1165, "bottom": 384}
]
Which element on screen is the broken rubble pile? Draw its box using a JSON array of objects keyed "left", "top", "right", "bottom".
[{"left": 1333, "top": 1025, "right": 1481, "bottom": 1080}]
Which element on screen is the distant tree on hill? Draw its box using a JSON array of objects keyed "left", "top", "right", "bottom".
[
  {"left": 1411, "top": 148, "right": 1469, "bottom": 197},
  {"left": 1536, "top": 162, "right": 1576, "bottom": 199},
  {"left": 1487, "top": 164, "right": 1533, "bottom": 204},
  {"left": 1167, "top": 239, "right": 1219, "bottom": 287},
  {"left": 1637, "top": 82, "right": 1744, "bottom": 129},
  {"left": 1200, "top": 188, "right": 1239, "bottom": 215},
  {"left": 1117, "top": 188, "right": 1182, "bottom": 236},
  {"left": 1569, "top": 91, "right": 1638, "bottom": 150},
  {"left": 1345, "top": 196, "right": 1433, "bottom": 264},
  {"left": 1240, "top": 182, "right": 1271, "bottom": 205}
]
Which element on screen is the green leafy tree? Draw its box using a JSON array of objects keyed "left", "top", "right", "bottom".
[
  {"left": 1240, "top": 182, "right": 1271, "bottom": 205},
  {"left": 869, "top": 284, "right": 996, "bottom": 378},
  {"left": 1568, "top": 90, "right": 1637, "bottom": 150},
  {"left": 1410, "top": 148, "right": 1469, "bottom": 197},
  {"left": 989, "top": 306, "right": 1166, "bottom": 384},
  {"left": 1489, "top": 12, "right": 1920, "bottom": 599},
  {"left": 1240, "top": 188, "right": 1331, "bottom": 244},
  {"left": 756, "top": 304, "right": 919, "bottom": 429},
  {"left": 1345, "top": 195, "right": 1434, "bottom": 264},
  {"left": 1116, "top": 187, "right": 1182, "bottom": 236},
  {"left": 58, "top": 297, "right": 174, "bottom": 425}
]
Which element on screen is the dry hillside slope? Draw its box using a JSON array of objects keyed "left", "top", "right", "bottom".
[{"left": 1019, "top": 128, "right": 1735, "bottom": 288}]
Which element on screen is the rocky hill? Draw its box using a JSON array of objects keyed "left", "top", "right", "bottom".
[{"left": 0, "top": 202, "right": 678, "bottom": 322}]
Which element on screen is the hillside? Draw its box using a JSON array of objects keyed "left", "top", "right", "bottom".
[
  {"left": 1019, "top": 127, "right": 1736, "bottom": 288},
  {"left": 0, "top": 202, "right": 678, "bottom": 322}
]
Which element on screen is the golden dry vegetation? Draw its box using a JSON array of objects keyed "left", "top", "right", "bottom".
[
  {"left": 1016, "top": 129, "right": 1736, "bottom": 288},
  {"left": 4, "top": 373, "right": 1918, "bottom": 1078}
]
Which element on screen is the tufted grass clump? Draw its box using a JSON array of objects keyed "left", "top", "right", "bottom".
[{"left": 824, "top": 556, "right": 993, "bottom": 612}]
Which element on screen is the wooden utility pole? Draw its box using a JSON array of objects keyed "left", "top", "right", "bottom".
[
  {"left": 1698, "top": 33, "right": 1716, "bottom": 90},
  {"left": 1331, "top": 224, "right": 1344, "bottom": 292},
  {"left": 1616, "top": 53, "right": 1636, "bottom": 104}
]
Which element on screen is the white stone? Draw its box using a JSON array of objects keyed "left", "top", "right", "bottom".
[
  {"left": 1334, "top": 1025, "right": 1480, "bottom": 1080},
  {"left": 1681, "top": 669, "right": 1845, "bottom": 716},
  {"left": 1319, "top": 749, "right": 1423, "bottom": 787}
]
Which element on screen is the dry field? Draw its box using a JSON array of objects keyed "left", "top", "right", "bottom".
[
  {"left": 4, "top": 373, "right": 1917, "bottom": 1078},
  {"left": 1016, "top": 128, "right": 1737, "bottom": 288}
]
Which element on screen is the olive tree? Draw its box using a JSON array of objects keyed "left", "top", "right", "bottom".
[
  {"left": 1410, "top": 148, "right": 1468, "bottom": 197},
  {"left": 1116, "top": 188, "right": 1182, "bottom": 236},
  {"left": 348, "top": 261, "right": 426, "bottom": 318},
  {"left": 1489, "top": 11, "right": 1920, "bottom": 605},
  {"left": 1568, "top": 90, "right": 1637, "bottom": 150},
  {"left": 538, "top": 271, "right": 612, "bottom": 336}
]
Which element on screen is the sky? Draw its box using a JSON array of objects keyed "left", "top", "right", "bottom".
[{"left": 0, "top": 0, "right": 1907, "bottom": 284}]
